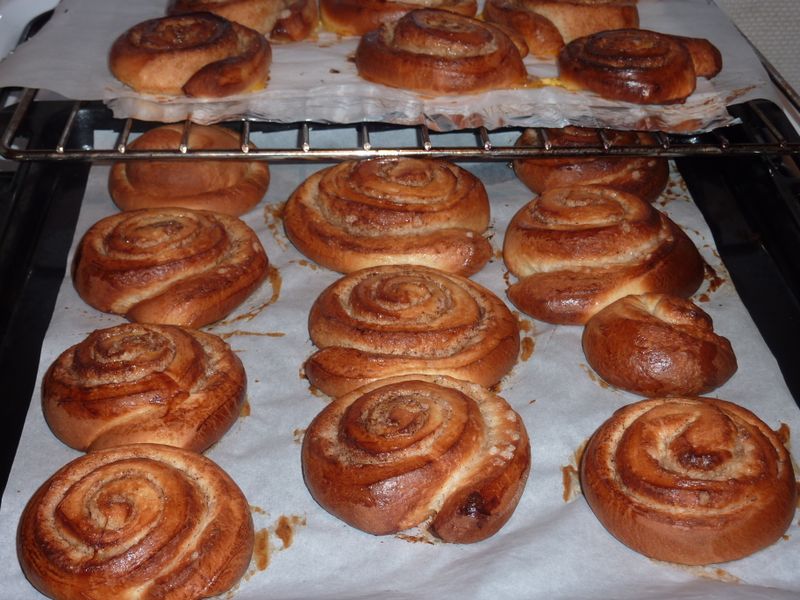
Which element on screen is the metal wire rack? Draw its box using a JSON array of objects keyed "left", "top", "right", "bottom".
[{"left": 3, "top": 87, "right": 800, "bottom": 164}]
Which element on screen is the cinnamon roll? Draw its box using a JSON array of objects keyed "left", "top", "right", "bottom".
[
  {"left": 305, "top": 265, "right": 520, "bottom": 397},
  {"left": 513, "top": 126, "right": 669, "bottom": 203},
  {"left": 73, "top": 208, "right": 269, "bottom": 328},
  {"left": 483, "top": 0, "right": 639, "bottom": 59},
  {"left": 283, "top": 157, "right": 493, "bottom": 276},
  {"left": 109, "top": 124, "right": 270, "bottom": 216},
  {"left": 581, "top": 397, "right": 797, "bottom": 564},
  {"left": 168, "top": 0, "right": 319, "bottom": 42},
  {"left": 18, "top": 444, "right": 254, "bottom": 600},
  {"left": 557, "top": 29, "right": 722, "bottom": 104},
  {"left": 302, "top": 374, "right": 531, "bottom": 543},
  {"left": 502, "top": 186, "right": 704, "bottom": 324},
  {"left": 320, "top": 0, "right": 478, "bottom": 37},
  {"left": 582, "top": 294, "right": 737, "bottom": 396},
  {"left": 43, "top": 323, "right": 246, "bottom": 452},
  {"left": 109, "top": 12, "right": 271, "bottom": 97},
  {"left": 354, "top": 8, "right": 527, "bottom": 95}
]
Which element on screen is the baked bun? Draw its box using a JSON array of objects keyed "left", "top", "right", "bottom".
[
  {"left": 302, "top": 374, "right": 530, "bottom": 543},
  {"left": 109, "top": 12, "right": 271, "bottom": 97},
  {"left": 18, "top": 444, "right": 254, "bottom": 600},
  {"left": 581, "top": 397, "right": 797, "bottom": 564},
  {"left": 483, "top": 0, "right": 638, "bottom": 59},
  {"left": 109, "top": 123, "right": 269, "bottom": 216},
  {"left": 582, "top": 294, "right": 737, "bottom": 396},
  {"left": 168, "top": 0, "right": 319, "bottom": 42},
  {"left": 557, "top": 29, "right": 722, "bottom": 104},
  {"left": 513, "top": 126, "right": 669, "bottom": 203},
  {"left": 73, "top": 208, "right": 269, "bottom": 328},
  {"left": 43, "top": 323, "right": 246, "bottom": 452},
  {"left": 502, "top": 186, "right": 704, "bottom": 324},
  {"left": 354, "top": 8, "right": 527, "bottom": 95},
  {"left": 321, "top": 0, "right": 478, "bottom": 36},
  {"left": 283, "top": 157, "right": 493, "bottom": 276},
  {"left": 305, "top": 265, "right": 520, "bottom": 397}
]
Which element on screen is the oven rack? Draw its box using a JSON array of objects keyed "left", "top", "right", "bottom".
[{"left": 3, "top": 87, "right": 800, "bottom": 164}]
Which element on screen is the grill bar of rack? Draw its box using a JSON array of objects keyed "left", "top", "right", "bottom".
[{"left": 3, "top": 88, "right": 800, "bottom": 162}]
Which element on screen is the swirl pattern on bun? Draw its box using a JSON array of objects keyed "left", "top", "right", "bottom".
[
  {"left": 581, "top": 397, "right": 797, "bottom": 564},
  {"left": 302, "top": 374, "right": 531, "bottom": 543}
]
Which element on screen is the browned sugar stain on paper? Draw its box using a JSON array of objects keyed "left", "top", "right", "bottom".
[
  {"left": 562, "top": 440, "right": 587, "bottom": 503},
  {"left": 264, "top": 201, "right": 289, "bottom": 249},
  {"left": 275, "top": 515, "right": 306, "bottom": 550},
  {"left": 520, "top": 337, "right": 535, "bottom": 362},
  {"left": 580, "top": 364, "right": 611, "bottom": 390},
  {"left": 240, "top": 399, "right": 251, "bottom": 417},
  {"left": 219, "top": 330, "right": 286, "bottom": 340},
  {"left": 253, "top": 528, "right": 271, "bottom": 572}
]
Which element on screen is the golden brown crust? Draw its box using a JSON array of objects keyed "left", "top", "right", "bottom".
[
  {"left": 502, "top": 186, "right": 704, "bottom": 324},
  {"left": 354, "top": 8, "right": 527, "bottom": 95},
  {"left": 301, "top": 374, "right": 530, "bottom": 542},
  {"left": 283, "top": 157, "right": 493, "bottom": 276},
  {"left": 320, "top": 0, "right": 478, "bottom": 37},
  {"left": 513, "top": 126, "right": 669, "bottom": 203},
  {"left": 581, "top": 397, "right": 797, "bottom": 565},
  {"left": 72, "top": 208, "right": 269, "bottom": 328},
  {"left": 483, "top": 0, "right": 639, "bottom": 59},
  {"left": 305, "top": 265, "right": 520, "bottom": 396},
  {"left": 168, "top": 0, "right": 319, "bottom": 42},
  {"left": 43, "top": 323, "right": 246, "bottom": 452},
  {"left": 18, "top": 443, "right": 254, "bottom": 600},
  {"left": 558, "top": 29, "right": 721, "bottom": 104},
  {"left": 109, "top": 124, "right": 269, "bottom": 216},
  {"left": 582, "top": 294, "right": 737, "bottom": 396},
  {"left": 109, "top": 12, "right": 271, "bottom": 97}
]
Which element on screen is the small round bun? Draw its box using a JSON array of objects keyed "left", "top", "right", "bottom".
[
  {"left": 18, "top": 443, "right": 254, "bottom": 600},
  {"left": 483, "top": 0, "right": 639, "bottom": 58},
  {"left": 73, "top": 208, "right": 269, "bottom": 328},
  {"left": 321, "top": 0, "right": 478, "bottom": 37},
  {"left": 109, "top": 123, "right": 269, "bottom": 216},
  {"left": 43, "top": 323, "right": 246, "bottom": 452},
  {"left": 305, "top": 264, "right": 520, "bottom": 396},
  {"left": 355, "top": 8, "right": 527, "bottom": 95},
  {"left": 558, "top": 29, "right": 721, "bottom": 104},
  {"left": 283, "top": 157, "right": 493, "bottom": 276},
  {"left": 513, "top": 126, "right": 669, "bottom": 203},
  {"left": 502, "top": 186, "right": 704, "bottom": 324},
  {"left": 581, "top": 397, "right": 797, "bottom": 565},
  {"left": 109, "top": 12, "right": 271, "bottom": 97},
  {"left": 168, "top": 0, "right": 319, "bottom": 42},
  {"left": 582, "top": 294, "right": 737, "bottom": 396},
  {"left": 302, "top": 374, "right": 531, "bottom": 543}
]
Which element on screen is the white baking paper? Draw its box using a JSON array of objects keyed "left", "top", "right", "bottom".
[
  {"left": 0, "top": 0, "right": 781, "bottom": 132},
  {"left": 0, "top": 125, "right": 798, "bottom": 598}
]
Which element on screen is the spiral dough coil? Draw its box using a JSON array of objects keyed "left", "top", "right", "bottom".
[
  {"left": 354, "top": 8, "right": 527, "bottom": 95},
  {"left": 168, "top": 0, "right": 319, "bottom": 42},
  {"left": 305, "top": 265, "right": 520, "bottom": 397},
  {"left": 109, "top": 12, "right": 271, "bottom": 97},
  {"left": 17, "top": 443, "right": 254, "bottom": 600},
  {"left": 283, "top": 157, "right": 493, "bottom": 276},
  {"left": 302, "top": 374, "right": 531, "bottom": 543},
  {"left": 502, "top": 185, "right": 704, "bottom": 324},
  {"left": 582, "top": 294, "right": 737, "bottom": 396},
  {"left": 72, "top": 208, "right": 269, "bottom": 328},
  {"left": 513, "top": 126, "right": 669, "bottom": 203},
  {"left": 483, "top": 0, "right": 639, "bottom": 59},
  {"left": 108, "top": 124, "right": 270, "bottom": 216},
  {"left": 43, "top": 323, "right": 246, "bottom": 452},
  {"left": 557, "top": 29, "right": 722, "bottom": 104},
  {"left": 321, "top": 0, "right": 478, "bottom": 37},
  {"left": 581, "top": 397, "right": 797, "bottom": 565}
]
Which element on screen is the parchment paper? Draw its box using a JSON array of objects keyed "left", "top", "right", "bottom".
[
  {"left": 0, "top": 124, "right": 798, "bottom": 598},
  {"left": 0, "top": 0, "right": 780, "bottom": 132}
]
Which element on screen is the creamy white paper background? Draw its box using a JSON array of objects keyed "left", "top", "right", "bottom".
[
  {"left": 0, "top": 0, "right": 779, "bottom": 131},
  {"left": 0, "top": 126, "right": 798, "bottom": 598}
]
